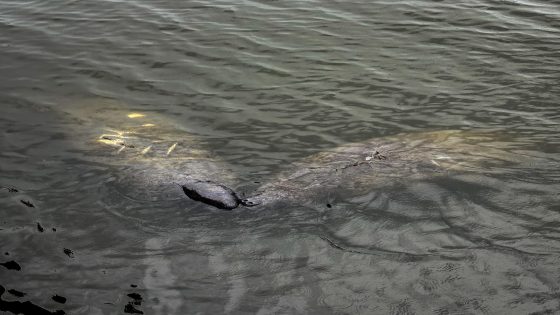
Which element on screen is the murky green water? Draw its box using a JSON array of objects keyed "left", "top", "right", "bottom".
[{"left": 1, "top": 0, "right": 559, "bottom": 314}]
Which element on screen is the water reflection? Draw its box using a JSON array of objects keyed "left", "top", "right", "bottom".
[
  {"left": 143, "top": 238, "right": 182, "bottom": 315},
  {"left": 208, "top": 252, "right": 247, "bottom": 313}
]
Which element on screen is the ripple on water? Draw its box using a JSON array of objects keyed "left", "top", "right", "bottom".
[{"left": 1, "top": 0, "right": 560, "bottom": 313}]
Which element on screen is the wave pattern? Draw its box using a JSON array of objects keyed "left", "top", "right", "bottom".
[{"left": 1, "top": 0, "right": 560, "bottom": 314}]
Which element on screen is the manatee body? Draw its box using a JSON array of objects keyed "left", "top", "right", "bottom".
[
  {"left": 71, "top": 100, "right": 514, "bottom": 211},
  {"left": 68, "top": 100, "right": 242, "bottom": 210},
  {"left": 241, "top": 130, "right": 516, "bottom": 208},
  {"left": 101, "top": 125, "right": 513, "bottom": 210}
]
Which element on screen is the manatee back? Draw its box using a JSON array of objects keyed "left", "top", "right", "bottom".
[
  {"left": 65, "top": 98, "right": 240, "bottom": 207},
  {"left": 245, "top": 130, "right": 519, "bottom": 207}
]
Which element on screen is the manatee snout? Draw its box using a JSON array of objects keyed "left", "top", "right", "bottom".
[
  {"left": 240, "top": 198, "right": 260, "bottom": 207},
  {"left": 181, "top": 179, "right": 242, "bottom": 210}
]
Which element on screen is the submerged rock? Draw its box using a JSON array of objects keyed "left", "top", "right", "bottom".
[
  {"left": 0, "top": 285, "right": 65, "bottom": 315},
  {"left": 0, "top": 260, "right": 21, "bottom": 271}
]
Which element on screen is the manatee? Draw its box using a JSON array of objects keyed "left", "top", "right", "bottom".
[
  {"left": 64, "top": 100, "right": 517, "bottom": 210},
  {"left": 241, "top": 130, "right": 518, "bottom": 207},
  {"left": 94, "top": 121, "right": 241, "bottom": 209},
  {"left": 89, "top": 114, "right": 513, "bottom": 209},
  {"left": 63, "top": 98, "right": 242, "bottom": 209}
]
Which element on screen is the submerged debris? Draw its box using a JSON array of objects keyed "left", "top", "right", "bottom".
[
  {"left": 127, "top": 113, "right": 145, "bottom": 119},
  {"left": 1, "top": 186, "right": 18, "bottom": 193},
  {"left": 140, "top": 146, "right": 152, "bottom": 155},
  {"left": 166, "top": 142, "right": 178, "bottom": 156},
  {"left": 373, "top": 150, "right": 387, "bottom": 160},
  {"left": 127, "top": 293, "right": 142, "bottom": 303},
  {"left": 124, "top": 303, "right": 143, "bottom": 314},
  {"left": 62, "top": 249, "right": 74, "bottom": 258},
  {"left": 0, "top": 285, "right": 65, "bottom": 315},
  {"left": 7, "top": 289, "right": 26, "bottom": 298},
  {"left": 124, "top": 292, "right": 143, "bottom": 314},
  {"left": 51, "top": 295, "right": 66, "bottom": 304},
  {"left": 0, "top": 261, "right": 21, "bottom": 271},
  {"left": 20, "top": 200, "right": 35, "bottom": 208}
]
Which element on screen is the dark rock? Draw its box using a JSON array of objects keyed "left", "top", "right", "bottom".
[
  {"left": 63, "top": 249, "right": 74, "bottom": 258},
  {"left": 37, "top": 223, "right": 44, "bottom": 232},
  {"left": 0, "top": 285, "right": 65, "bottom": 315},
  {"left": 20, "top": 200, "right": 35, "bottom": 208},
  {"left": 0, "top": 261, "right": 21, "bottom": 271},
  {"left": 7, "top": 289, "right": 26, "bottom": 298},
  {"left": 51, "top": 295, "right": 66, "bottom": 304},
  {"left": 127, "top": 293, "right": 142, "bottom": 301},
  {"left": 124, "top": 302, "right": 143, "bottom": 314},
  {"left": 1, "top": 186, "right": 18, "bottom": 193}
]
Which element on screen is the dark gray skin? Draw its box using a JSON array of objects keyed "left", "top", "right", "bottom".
[
  {"left": 72, "top": 102, "right": 514, "bottom": 211},
  {"left": 181, "top": 179, "right": 242, "bottom": 210},
  {"left": 93, "top": 126, "right": 514, "bottom": 210},
  {"left": 186, "top": 130, "right": 515, "bottom": 210},
  {"left": 180, "top": 137, "right": 436, "bottom": 209}
]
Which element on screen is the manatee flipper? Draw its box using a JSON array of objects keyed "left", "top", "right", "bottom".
[{"left": 180, "top": 179, "right": 242, "bottom": 210}]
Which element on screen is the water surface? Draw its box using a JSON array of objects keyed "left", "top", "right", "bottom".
[{"left": 1, "top": 0, "right": 559, "bottom": 314}]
